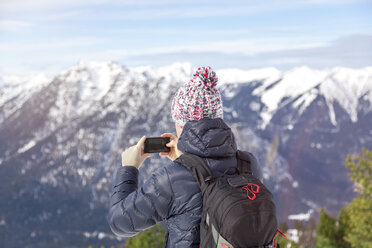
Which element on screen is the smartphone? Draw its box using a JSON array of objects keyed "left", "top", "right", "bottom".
[{"left": 144, "top": 137, "right": 171, "bottom": 153}]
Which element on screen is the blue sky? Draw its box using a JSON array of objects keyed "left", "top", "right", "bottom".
[{"left": 0, "top": 0, "right": 371, "bottom": 76}]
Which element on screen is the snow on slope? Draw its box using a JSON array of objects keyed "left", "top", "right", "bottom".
[
  {"left": 49, "top": 60, "right": 125, "bottom": 122},
  {"left": 35, "top": 60, "right": 189, "bottom": 148},
  {"left": 0, "top": 73, "right": 51, "bottom": 124},
  {"left": 0, "top": 73, "right": 50, "bottom": 105},
  {"left": 253, "top": 66, "right": 328, "bottom": 127},
  {"left": 244, "top": 66, "right": 372, "bottom": 128},
  {"left": 43, "top": 61, "right": 190, "bottom": 131},
  {"left": 321, "top": 67, "right": 372, "bottom": 125},
  {"left": 37, "top": 61, "right": 192, "bottom": 188},
  {"left": 217, "top": 65, "right": 372, "bottom": 128},
  {"left": 66, "top": 60, "right": 121, "bottom": 102}
]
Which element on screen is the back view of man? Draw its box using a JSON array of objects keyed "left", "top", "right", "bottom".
[{"left": 108, "top": 66, "right": 262, "bottom": 247}]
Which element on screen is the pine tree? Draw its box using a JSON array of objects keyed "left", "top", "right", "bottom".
[
  {"left": 125, "top": 224, "right": 165, "bottom": 248},
  {"left": 344, "top": 147, "right": 372, "bottom": 248},
  {"left": 345, "top": 147, "right": 372, "bottom": 198},
  {"left": 335, "top": 205, "right": 351, "bottom": 248},
  {"left": 316, "top": 209, "right": 337, "bottom": 248}
]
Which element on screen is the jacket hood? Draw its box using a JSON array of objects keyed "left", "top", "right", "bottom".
[{"left": 177, "top": 118, "right": 237, "bottom": 158}]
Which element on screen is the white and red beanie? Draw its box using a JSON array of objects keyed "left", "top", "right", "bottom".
[{"left": 171, "top": 66, "right": 223, "bottom": 128}]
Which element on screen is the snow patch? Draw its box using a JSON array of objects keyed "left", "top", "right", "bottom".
[
  {"left": 223, "top": 84, "right": 240, "bottom": 100},
  {"left": 288, "top": 209, "right": 314, "bottom": 221},
  {"left": 82, "top": 231, "right": 124, "bottom": 241},
  {"left": 250, "top": 101, "right": 261, "bottom": 111},
  {"left": 292, "top": 180, "right": 298, "bottom": 188},
  {"left": 287, "top": 229, "right": 299, "bottom": 243},
  {"left": 17, "top": 140, "right": 36, "bottom": 154},
  {"left": 310, "top": 143, "right": 323, "bottom": 149},
  {"left": 292, "top": 91, "right": 318, "bottom": 115}
]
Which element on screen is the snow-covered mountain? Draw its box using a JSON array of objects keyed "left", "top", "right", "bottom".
[{"left": 1, "top": 61, "right": 371, "bottom": 248}]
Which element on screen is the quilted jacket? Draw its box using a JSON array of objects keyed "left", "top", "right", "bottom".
[{"left": 107, "top": 118, "right": 262, "bottom": 247}]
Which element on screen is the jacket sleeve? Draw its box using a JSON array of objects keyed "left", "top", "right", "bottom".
[{"left": 107, "top": 165, "right": 174, "bottom": 237}]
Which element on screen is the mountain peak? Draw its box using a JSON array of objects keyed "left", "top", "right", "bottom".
[{"left": 248, "top": 66, "right": 372, "bottom": 128}]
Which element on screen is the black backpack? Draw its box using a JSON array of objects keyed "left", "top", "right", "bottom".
[{"left": 174, "top": 150, "right": 280, "bottom": 248}]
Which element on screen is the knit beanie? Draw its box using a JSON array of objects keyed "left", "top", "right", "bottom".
[{"left": 171, "top": 66, "right": 223, "bottom": 128}]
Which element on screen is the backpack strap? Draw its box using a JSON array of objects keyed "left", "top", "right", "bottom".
[
  {"left": 236, "top": 150, "right": 253, "bottom": 175},
  {"left": 174, "top": 153, "right": 214, "bottom": 190},
  {"left": 175, "top": 150, "right": 255, "bottom": 187}
]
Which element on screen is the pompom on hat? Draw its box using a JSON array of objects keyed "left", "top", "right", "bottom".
[{"left": 171, "top": 66, "right": 223, "bottom": 128}]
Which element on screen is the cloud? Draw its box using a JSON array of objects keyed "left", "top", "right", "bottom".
[
  {"left": 1, "top": 3, "right": 275, "bottom": 21},
  {"left": 0, "top": 20, "right": 32, "bottom": 31},
  {"left": 115, "top": 34, "right": 372, "bottom": 70},
  {"left": 0, "top": 35, "right": 370, "bottom": 77},
  {"left": 0, "top": 0, "right": 195, "bottom": 14},
  {"left": 0, "top": 37, "right": 107, "bottom": 52},
  {"left": 0, "top": 33, "right": 327, "bottom": 56},
  {"left": 2, "top": 34, "right": 370, "bottom": 75},
  {"left": 1, "top": 0, "right": 368, "bottom": 19},
  {"left": 95, "top": 37, "right": 327, "bottom": 57},
  {"left": 106, "top": 26, "right": 303, "bottom": 36},
  {"left": 257, "top": 35, "right": 372, "bottom": 68}
]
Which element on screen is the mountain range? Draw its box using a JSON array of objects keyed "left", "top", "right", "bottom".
[{"left": 1, "top": 61, "right": 371, "bottom": 248}]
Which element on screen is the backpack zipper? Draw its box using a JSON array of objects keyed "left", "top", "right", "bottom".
[{"left": 207, "top": 185, "right": 240, "bottom": 226}]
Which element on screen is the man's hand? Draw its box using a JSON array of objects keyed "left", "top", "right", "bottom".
[
  {"left": 159, "top": 133, "right": 183, "bottom": 161},
  {"left": 121, "top": 136, "right": 151, "bottom": 169}
]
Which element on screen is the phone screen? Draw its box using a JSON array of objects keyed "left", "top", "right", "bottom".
[{"left": 144, "top": 137, "right": 171, "bottom": 153}]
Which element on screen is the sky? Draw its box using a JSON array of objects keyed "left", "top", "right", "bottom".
[{"left": 0, "top": 0, "right": 371, "bottom": 76}]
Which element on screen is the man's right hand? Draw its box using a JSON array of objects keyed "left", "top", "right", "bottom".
[{"left": 159, "top": 133, "right": 183, "bottom": 161}]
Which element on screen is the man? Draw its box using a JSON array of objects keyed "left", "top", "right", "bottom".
[{"left": 107, "top": 66, "right": 261, "bottom": 247}]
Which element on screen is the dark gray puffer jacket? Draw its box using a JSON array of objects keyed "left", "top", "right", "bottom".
[{"left": 107, "top": 118, "right": 262, "bottom": 247}]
